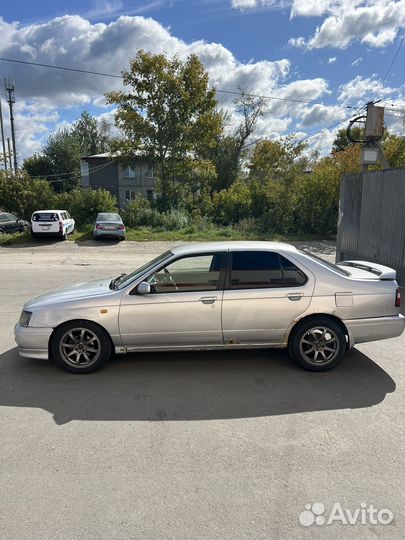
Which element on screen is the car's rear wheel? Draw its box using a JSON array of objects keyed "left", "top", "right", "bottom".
[
  {"left": 50, "top": 321, "right": 112, "bottom": 373},
  {"left": 288, "top": 317, "right": 346, "bottom": 372}
]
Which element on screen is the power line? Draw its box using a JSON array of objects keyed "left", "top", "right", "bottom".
[
  {"left": 296, "top": 114, "right": 358, "bottom": 144},
  {"left": 0, "top": 56, "right": 354, "bottom": 108},
  {"left": 0, "top": 57, "right": 122, "bottom": 79},
  {"left": 381, "top": 35, "right": 405, "bottom": 85},
  {"left": 27, "top": 158, "right": 115, "bottom": 179}
]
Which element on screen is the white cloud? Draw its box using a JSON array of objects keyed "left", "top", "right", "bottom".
[
  {"left": 231, "top": 0, "right": 258, "bottom": 8},
  {"left": 338, "top": 75, "right": 396, "bottom": 104},
  {"left": 351, "top": 57, "right": 362, "bottom": 66},
  {"left": 299, "top": 104, "right": 347, "bottom": 127},
  {"left": 289, "top": 0, "right": 405, "bottom": 49},
  {"left": 231, "top": 0, "right": 292, "bottom": 10},
  {"left": 290, "top": 0, "right": 332, "bottom": 17},
  {"left": 327, "top": 57, "right": 336, "bottom": 64}
]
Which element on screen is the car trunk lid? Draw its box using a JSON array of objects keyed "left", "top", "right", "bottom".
[{"left": 337, "top": 260, "right": 397, "bottom": 280}]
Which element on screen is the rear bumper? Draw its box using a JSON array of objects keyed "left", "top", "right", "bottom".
[
  {"left": 345, "top": 314, "right": 405, "bottom": 346},
  {"left": 93, "top": 229, "right": 125, "bottom": 238},
  {"left": 32, "top": 230, "right": 63, "bottom": 237},
  {"left": 14, "top": 324, "right": 52, "bottom": 360}
]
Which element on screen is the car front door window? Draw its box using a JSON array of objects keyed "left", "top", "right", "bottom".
[{"left": 147, "top": 253, "right": 224, "bottom": 293}]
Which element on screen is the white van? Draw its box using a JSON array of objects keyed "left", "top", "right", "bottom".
[{"left": 31, "top": 210, "right": 75, "bottom": 240}]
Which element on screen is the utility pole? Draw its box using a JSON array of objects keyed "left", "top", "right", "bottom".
[
  {"left": 0, "top": 95, "right": 7, "bottom": 172},
  {"left": 4, "top": 78, "right": 17, "bottom": 173},
  {"left": 7, "top": 137, "right": 12, "bottom": 173}
]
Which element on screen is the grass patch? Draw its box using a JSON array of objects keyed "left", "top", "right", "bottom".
[{"left": 1, "top": 224, "right": 335, "bottom": 245}]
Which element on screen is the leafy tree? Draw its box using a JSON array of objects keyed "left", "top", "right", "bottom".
[
  {"left": 382, "top": 133, "right": 405, "bottom": 168},
  {"left": 22, "top": 153, "right": 54, "bottom": 180},
  {"left": 294, "top": 145, "right": 361, "bottom": 234},
  {"left": 248, "top": 137, "right": 308, "bottom": 185},
  {"left": 106, "top": 50, "right": 222, "bottom": 209},
  {"left": 0, "top": 172, "right": 57, "bottom": 219},
  {"left": 72, "top": 111, "right": 111, "bottom": 156},
  {"left": 43, "top": 129, "right": 81, "bottom": 191},
  {"left": 206, "top": 93, "right": 266, "bottom": 191},
  {"left": 332, "top": 127, "right": 363, "bottom": 153}
]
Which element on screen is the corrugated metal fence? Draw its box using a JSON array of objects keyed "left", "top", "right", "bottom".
[{"left": 336, "top": 168, "right": 405, "bottom": 286}]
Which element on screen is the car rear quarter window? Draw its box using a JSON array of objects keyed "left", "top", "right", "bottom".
[
  {"left": 0, "top": 213, "right": 8, "bottom": 222},
  {"left": 230, "top": 251, "right": 307, "bottom": 289}
]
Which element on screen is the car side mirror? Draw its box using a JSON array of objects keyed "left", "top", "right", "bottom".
[{"left": 137, "top": 281, "right": 151, "bottom": 295}]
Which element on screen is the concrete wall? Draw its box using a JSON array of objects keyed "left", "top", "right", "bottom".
[{"left": 336, "top": 168, "right": 405, "bottom": 285}]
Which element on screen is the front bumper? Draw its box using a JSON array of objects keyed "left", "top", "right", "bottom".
[
  {"left": 345, "top": 314, "right": 405, "bottom": 346},
  {"left": 14, "top": 324, "right": 53, "bottom": 360}
]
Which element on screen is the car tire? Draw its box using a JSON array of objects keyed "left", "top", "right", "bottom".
[
  {"left": 288, "top": 316, "right": 347, "bottom": 372},
  {"left": 119, "top": 236, "right": 125, "bottom": 241},
  {"left": 60, "top": 231, "right": 68, "bottom": 241},
  {"left": 50, "top": 320, "right": 112, "bottom": 374}
]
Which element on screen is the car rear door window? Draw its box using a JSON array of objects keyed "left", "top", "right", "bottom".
[{"left": 230, "top": 251, "right": 307, "bottom": 289}]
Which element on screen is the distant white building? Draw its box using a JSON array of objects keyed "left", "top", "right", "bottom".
[{"left": 80, "top": 153, "right": 155, "bottom": 208}]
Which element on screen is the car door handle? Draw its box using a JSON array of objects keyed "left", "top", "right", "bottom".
[
  {"left": 199, "top": 296, "right": 217, "bottom": 304},
  {"left": 286, "top": 293, "right": 304, "bottom": 301}
]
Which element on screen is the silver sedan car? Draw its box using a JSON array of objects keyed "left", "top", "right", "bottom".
[
  {"left": 15, "top": 241, "right": 404, "bottom": 373},
  {"left": 93, "top": 212, "right": 126, "bottom": 240}
]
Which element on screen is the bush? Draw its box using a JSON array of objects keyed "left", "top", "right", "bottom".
[
  {"left": 122, "top": 196, "right": 190, "bottom": 230},
  {"left": 57, "top": 188, "right": 118, "bottom": 226},
  {"left": 0, "top": 174, "right": 56, "bottom": 219},
  {"left": 212, "top": 181, "right": 252, "bottom": 224}
]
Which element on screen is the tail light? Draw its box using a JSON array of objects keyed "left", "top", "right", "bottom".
[
  {"left": 395, "top": 288, "right": 401, "bottom": 308},
  {"left": 118, "top": 224, "right": 125, "bottom": 230},
  {"left": 96, "top": 224, "right": 103, "bottom": 230},
  {"left": 59, "top": 221, "right": 63, "bottom": 231}
]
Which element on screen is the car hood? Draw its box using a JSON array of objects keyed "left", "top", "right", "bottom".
[{"left": 25, "top": 278, "right": 115, "bottom": 308}]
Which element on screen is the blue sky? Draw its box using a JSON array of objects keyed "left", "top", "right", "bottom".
[{"left": 0, "top": 0, "right": 404, "bottom": 160}]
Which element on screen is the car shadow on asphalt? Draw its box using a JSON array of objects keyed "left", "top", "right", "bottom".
[{"left": 0, "top": 347, "right": 396, "bottom": 425}]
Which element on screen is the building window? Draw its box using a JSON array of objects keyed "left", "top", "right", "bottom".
[
  {"left": 145, "top": 166, "right": 154, "bottom": 178},
  {"left": 147, "top": 190, "right": 154, "bottom": 201},
  {"left": 123, "top": 166, "right": 135, "bottom": 178},
  {"left": 125, "top": 190, "right": 137, "bottom": 202}
]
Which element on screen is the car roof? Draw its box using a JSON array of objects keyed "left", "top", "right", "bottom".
[
  {"left": 171, "top": 241, "right": 298, "bottom": 256},
  {"left": 32, "top": 210, "right": 67, "bottom": 213}
]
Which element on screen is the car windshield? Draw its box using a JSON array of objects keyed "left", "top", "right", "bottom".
[
  {"left": 299, "top": 249, "right": 351, "bottom": 276},
  {"left": 97, "top": 213, "right": 121, "bottom": 222},
  {"left": 116, "top": 250, "right": 173, "bottom": 290}
]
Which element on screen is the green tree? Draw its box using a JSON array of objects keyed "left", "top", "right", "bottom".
[
  {"left": 0, "top": 172, "right": 56, "bottom": 219},
  {"left": 206, "top": 93, "right": 266, "bottom": 191},
  {"left": 43, "top": 129, "right": 81, "bottom": 191},
  {"left": 22, "top": 153, "right": 54, "bottom": 180},
  {"left": 382, "top": 133, "right": 405, "bottom": 168},
  {"left": 106, "top": 50, "right": 222, "bottom": 209},
  {"left": 332, "top": 126, "right": 363, "bottom": 153},
  {"left": 72, "top": 111, "right": 111, "bottom": 156}
]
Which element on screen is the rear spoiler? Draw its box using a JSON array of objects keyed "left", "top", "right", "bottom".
[{"left": 337, "top": 260, "right": 396, "bottom": 280}]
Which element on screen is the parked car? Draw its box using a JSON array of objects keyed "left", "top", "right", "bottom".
[
  {"left": 93, "top": 212, "right": 125, "bottom": 240},
  {"left": 0, "top": 212, "right": 30, "bottom": 234},
  {"left": 31, "top": 210, "right": 75, "bottom": 240},
  {"left": 15, "top": 241, "right": 404, "bottom": 374}
]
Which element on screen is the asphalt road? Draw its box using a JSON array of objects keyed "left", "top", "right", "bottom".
[{"left": 0, "top": 240, "right": 404, "bottom": 540}]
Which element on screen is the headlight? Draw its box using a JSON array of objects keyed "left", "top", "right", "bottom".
[{"left": 19, "top": 310, "right": 32, "bottom": 327}]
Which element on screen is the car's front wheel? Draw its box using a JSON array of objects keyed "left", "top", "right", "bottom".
[
  {"left": 288, "top": 317, "right": 347, "bottom": 372},
  {"left": 50, "top": 321, "right": 112, "bottom": 373}
]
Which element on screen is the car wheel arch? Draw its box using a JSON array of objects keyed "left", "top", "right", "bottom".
[
  {"left": 286, "top": 313, "right": 350, "bottom": 349},
  {"left": 49, "top": 318, "right": 115, "bottom": 355}
]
